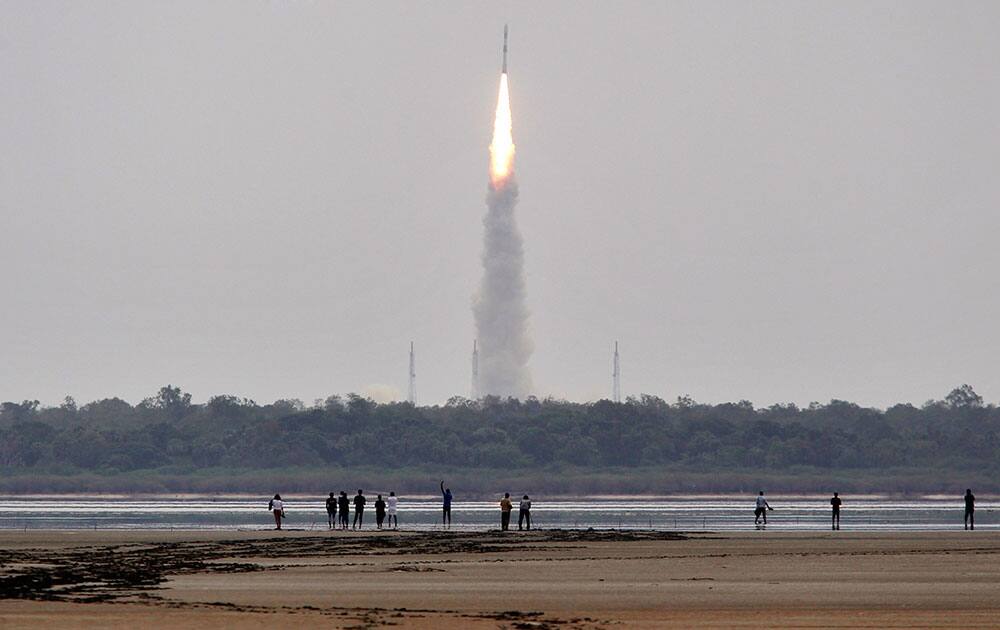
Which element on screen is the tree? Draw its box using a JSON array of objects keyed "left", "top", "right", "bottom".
[
  {"left": 0, "top": 400, "right": 40, "bottom": 422},
  {"left": 945, "top": 384, "right": 983, "bottom": 409},
  {"left": 141, "top": 385, "right": 193, "bottom": 419},
  {"left": 207, "top": 395, "right": 253, "bottom": 420},
  {"left": 675, "top": 395, "right": 696, "bottom": 409},
  {"left": 60, "top": 396, "right": 78, "bottom": 412}
]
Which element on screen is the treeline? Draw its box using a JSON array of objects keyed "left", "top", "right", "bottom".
[{"left": 1, "top": 385, "right": 997, "bottom": 493}]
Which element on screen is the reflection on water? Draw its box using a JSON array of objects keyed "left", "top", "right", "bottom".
[{"left": 0, "top": 497, "right": 995, "bottom": 531}]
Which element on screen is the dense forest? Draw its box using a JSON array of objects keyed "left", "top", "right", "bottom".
[{"left": 1, "top": 385, "right": 997, "bottom": 494}]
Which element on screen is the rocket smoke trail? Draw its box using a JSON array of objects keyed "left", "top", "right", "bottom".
[{"left": 473, "top": 26, "right": 533, "bottom": 399}]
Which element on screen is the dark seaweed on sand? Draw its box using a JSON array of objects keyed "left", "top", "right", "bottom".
[{"left": 0, "top": 530, "right": 685, "bottom": 603}]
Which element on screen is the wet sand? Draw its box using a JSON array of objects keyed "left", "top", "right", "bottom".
[{"left": 2, "top": 529, "right": 1000, "bottom": 628}]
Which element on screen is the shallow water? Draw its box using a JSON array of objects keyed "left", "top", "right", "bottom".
[{"left": 0, "top": 497, "right": 994, "bottom": 531}]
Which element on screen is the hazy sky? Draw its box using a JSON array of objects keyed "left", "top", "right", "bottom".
[{"left": 3, "top": 1, "right": 999, "bottom": 409}]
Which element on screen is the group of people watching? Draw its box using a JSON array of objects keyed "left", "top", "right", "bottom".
[
  {"left": 499, "top": 493, "right": 532, "bottom": 530},
  {"left": 268, "top": 491, "right": 399, "bottom": 530},
  {"left": 324, "top": 490, "right": 399, "bottom": 530},
  {"left": 269, "top": 487, "right": 980, "bottom": 532}
]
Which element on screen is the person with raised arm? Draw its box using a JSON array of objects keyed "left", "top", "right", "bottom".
[{"left": 440, "top": 481, "right": 453, "bottom": 528}]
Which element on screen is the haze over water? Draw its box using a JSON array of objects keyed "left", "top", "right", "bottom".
[{"left": 3, "top": 497, "right": 994, "bottom": 532}]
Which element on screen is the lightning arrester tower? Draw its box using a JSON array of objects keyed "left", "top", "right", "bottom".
[
  {"left": 471, "top": 339, "right": 480, "bottom": 399},
  {"left": 612, "top": 341, "right": 621, "bottom": 403},
  {"left": 408, "top": 341, "right": 416, "bottom": 405}
]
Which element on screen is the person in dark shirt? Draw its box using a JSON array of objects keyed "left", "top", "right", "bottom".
[
  {"left": 353, "top": 490, "right": 366, "bottom": 530},
  {"left": 375, "top": 494, "right": 387, "bottom": 529},
  {"left": 326, "top": 492, "right": 337, "bottom": 530},
  {"left": 338, "top": 491, "right": 350, "bottom": 530},
  {"left": 440, "top": 481, "right": 453, "bottom": 528},
  {"left": 830, "top": 492, "right": 842, "bottom": 530},
  {"left": 964, "top": 489, "right": 976, "bottom": 530}
]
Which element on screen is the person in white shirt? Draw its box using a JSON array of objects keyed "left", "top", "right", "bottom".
[
  {"left": 754, "top": 491, "right": 771, "bottom": 525},
  {"left": 387, "top": 491, "right": 398, "bottom": 529},
  {"left": 268, "top": 494, "right": 285, "bottom": 530},
  {"left": 518, "top": 495, "right": 532, "bottom": 531}
]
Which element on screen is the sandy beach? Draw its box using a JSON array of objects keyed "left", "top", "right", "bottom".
[{"left": 2, "top": 529, "right": 1000, "bottom": 628}]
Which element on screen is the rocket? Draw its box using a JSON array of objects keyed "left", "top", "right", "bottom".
[{"left": 502, "top": 24, "right": 508, "bottom": 74}]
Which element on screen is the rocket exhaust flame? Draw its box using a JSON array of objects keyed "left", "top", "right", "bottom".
[
  {"left": 490, "top": 24, "right": 514, "bottom": 188},
  {"left": 474, "top": 26, "right": 533, "bottom": 398},
  {"left": 489, "top": 75, "right": 515, "bottom": 187}
]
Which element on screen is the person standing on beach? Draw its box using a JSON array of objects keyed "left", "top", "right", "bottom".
[
  {"left": 326, "top": 492, "right": 337, "bottom": 530},
  {"left": 440, "top": 481, "right": 453, "bottom": 528},
  {"left": 964, "top": 489, "right": 976, "bottom": 530},
  {"left": 499, "top": 493, "right": 513, "bottom": 531},
  {"left": 518, "top": 495, "right": 532, "bottom": 531},
  {"left": 754, "top": 491, "right": 771, "bottom": 526},
  {"left": 268, "top": 494, "right": 285, "bottom": 530},
  {"left": 830, "top": 492, "right": 842, "bottom": 530},
  {"left": 375, "top": 494, "right": 387, "bottom": 529},
  {"left": 338, "top": 491, "right": 350, "bottom": 530},
  {"left": 353, "top": 490, "right": 366, "bottom": 530},
  {"left": 387, "top": 491, "right": 398, "bottom": 529}
]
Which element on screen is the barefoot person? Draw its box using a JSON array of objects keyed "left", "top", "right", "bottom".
[
  {"left": 268, "top": 494, "right": 285, "bottom": 530},
  {"left": 499, "top": 493, "right": 513, "bottom": 531},
  {"left": 518, "top": 495, "right": 532, "bottom": 531},
  {"left": 387, "top": 491, "right": 398, "bottom": 529},
  {"left": 964, "top": 489, "right": 976, "bottom": 530},
  {"left": 440, "top": 481, "right": 453, "bottom": 528},
  {"left": 353, "top": 490, "right": 366, "bottom": 530},
  {"left": 830, "top": 492, "right": 842, "bottom": 530},
  {"left": 754, "top": 491, "right": 772, "bottom": 526},
  {"left": 375, "top": 494, "right": 387, "bottom": 530},
  {"left": 326, "top": 492, "right": 337, "bottom": 530}
]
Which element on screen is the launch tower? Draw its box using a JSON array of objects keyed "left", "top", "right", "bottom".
[
  {"left": 612, "top": 341, "right": 621, "bottom": 403},
  {"left": 408, "top": 341, "right": 416, "bottom": 405}
]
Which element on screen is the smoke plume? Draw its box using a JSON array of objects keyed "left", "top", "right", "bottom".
[{"left": 473, "top": 72, "right": 533, "bottom": 398}]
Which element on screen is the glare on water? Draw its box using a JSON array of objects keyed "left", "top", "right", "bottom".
[{"left": 0, "top": 497, "right": 993, "bottom": 531}]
